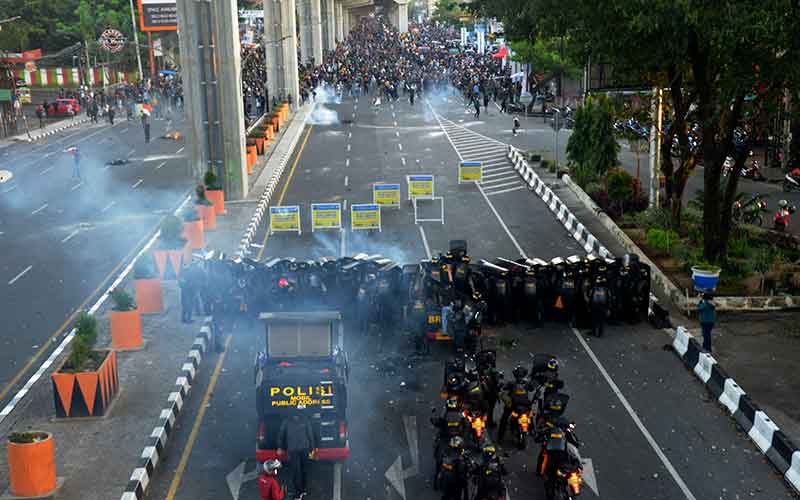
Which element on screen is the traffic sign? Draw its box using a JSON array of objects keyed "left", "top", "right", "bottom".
[
  {"left": 407, "top": 175, "right": 434, "bottom": 200},
  {"left": 269, "top": 205, "right": 301, "bottom": 234},
  {"left": 458, "top": 161, "right": 482, "bottom": 183},
  {"left": 373, "top": 183, "right": 401, "bottom": 208},
  {"left": 351, "top": 203, "right": 381, "bottom": 231},
  {"left": 310, "top": 203, "right": 342, "bottom": 231}
]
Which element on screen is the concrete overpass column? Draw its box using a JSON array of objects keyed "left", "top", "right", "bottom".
[
  {"left": 264, "top": 0, "right": 300, "bottom": 105},
  {"left": 325, "top": 0, "right": 336, "bottom": 51},
  {"left": 335, "top": 1, "right": 344, "bottom": 41},
  {"left": 343, "top": 8, "right": 350, "bottom": 36},
  {"left": 310, "top": 0, "right": 324, "bottom": 64},
  {"left": 296, "top": 0, "right": 312, "bottom": 65},
  {"left": 176, "top": 0, "right": 247, "bottom": 198},
  {"left": 396, "top": 0, "right": 408, "bottom": 32}
]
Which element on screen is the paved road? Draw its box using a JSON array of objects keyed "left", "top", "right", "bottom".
[
  {"left": 437, "top": 97, "right": 800, "bottom": 235},
  {"left": 144, "top": 93, "right": 794, "bottom": 500},
  {"left": 0, "top": 114, "right": 192, "bottom": 401}
]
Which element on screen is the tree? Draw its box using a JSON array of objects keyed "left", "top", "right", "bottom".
[
  {"left": 430, "top": 0, "right": 467, "bottom": 26},
  {"left": 566, "top": 95, "right": 619, "bottom": 179},
  {"left": 475, "top": 0, "right": 800, "bottom": 264}
]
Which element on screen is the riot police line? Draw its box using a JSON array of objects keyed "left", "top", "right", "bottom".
[{"left": 182, "top": 240, "right": 652, "bottom": 347}]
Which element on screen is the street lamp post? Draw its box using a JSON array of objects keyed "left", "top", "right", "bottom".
[
  {"left": 553, "top": 107, "right": 561, "bottom": 170},
  {"left": 127, "top": 0, "right": 145, "bottom": 82}
]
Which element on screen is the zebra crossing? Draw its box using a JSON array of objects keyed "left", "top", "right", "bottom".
[{"left": 438, "top": 118, "right": 527, "bottom": 197}]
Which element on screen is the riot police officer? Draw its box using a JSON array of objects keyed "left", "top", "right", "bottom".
[
  {"left": 436, "top": 436, "right": 469, "bottom": 500},
  {"left": 476, "top": 351, "right": 502, "bottom": 428},
  {"left": 462, "top": 370, "right": 488, "bottom": 416},
  {"left": 472, "top": 445, "right": 508, "bottom": 500},
  {"left": 588, "top": 276, "right": 610, "bottom": 337},
  {"left": 409, "top": 297, "right": 430, "bottom": 354},
  {"left": 432, "top": 399, "right": 468, "bottom": 481}
]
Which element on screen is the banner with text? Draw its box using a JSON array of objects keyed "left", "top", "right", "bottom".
[
  {"left": 407, "top": 175, "right": 434, "bottom": 200},
  {"left": 270, "top": 205, "right": 301, "bottom": 234},
  {"left": 351, "top": 203, "right": 381, "bottom": 231},
  {"left": 138, "top": 0, "right": 177, "bottom": 31},
  {"left": 311, "top": 203, "right": 342, "bottom": 231},
  {"left": 373, "top": 183, "right": 401, "bottom": 208},
  {"left": 458, "top": 161, "right": 483, "bottom": 183}
]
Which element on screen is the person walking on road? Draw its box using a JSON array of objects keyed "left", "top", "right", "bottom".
[
  {"left": 259, "top": 460, "right": 286, "bottom": 500},
  {"left": 698, "top": 293, "right": 716, "bottom": 352},
  {"left": 108, "top": 105, "right": 115, "bottom": 126},
  {"left": 141, "top": 111, "right": 151, "bottom": 143},
  {"left": 36, "top": 104, "right": 45, "bottom": 129},
  {"left": 277, "top": 412, "right": 318, "bottom": 499},
  {"left": 512, "top": 116, "right": 520, "bottom": 136},
  {"left": 66, "top": 146, "right": 81, "bottom": 180}
]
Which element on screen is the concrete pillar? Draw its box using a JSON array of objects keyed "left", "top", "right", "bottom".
[
  {"left": 176, "top": 0, "right": 248, "bottom": 198},
  {"left": 310, "top": 0, "right": 324, "bottom": 65},
  {"left": 396, "top": 0, "right": 408, "bottom": 32},
  {"left": 343, "top": 8, "right": 350, "bottom": 35},
  {"left": 335, "top": 1, "right": 344, "bottom": 41},
  {"left": 325, "top": 0, "right": 336, "bottom": 52},
  {"left": 297, "top": 0, "right": 312, "bottom": 65},
  {"left": 264, "top": 0, "right": 300, "bottom": 106}
]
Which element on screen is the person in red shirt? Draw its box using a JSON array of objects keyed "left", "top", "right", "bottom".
[{"left": 259, "top": 459, "right": 285, "bottom": 500}]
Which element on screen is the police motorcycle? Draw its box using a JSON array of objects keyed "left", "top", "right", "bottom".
[
  {"left": 529, "top": 354, "right": 565, "bottom": 421},
  {"left": 475, "top": 350, "right": 503, "bottom": 428},
  {"left": 466, "top": 444, "right": 509, "bottom": 500},
  {"left": 499, "top": 365, "right": 536, "bottom": 450},
  {"left": 534, "top": 394, "right": 583, "bottom": 500},
  {"left": 460, "top": 369, "right": 490, "bottom": 446},
  {"left": 431, "top": 400, "right": 469, "bottom": 489}
]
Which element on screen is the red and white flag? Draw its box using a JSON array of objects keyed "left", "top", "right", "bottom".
[{"left": 141, "top": 103, "right": 152, "bottom": 116}]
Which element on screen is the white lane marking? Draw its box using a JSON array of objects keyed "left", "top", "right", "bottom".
[
  {"left": 70, "top": 181, "right": 83, "bottom": 191},
  {"left": 43, "top": 151, "right": 55, "bottom": 158},
  {"left": 401, "top": 157, "right": 406, "bottom": 166},
  {"left": 345, "top": 158, "right": 350, "bottom": 167},
  {"left": 40, "top": 166, "right": 54, "bottom": 175},
  {"left": 100, "top": 201, "right": 116, "bottom": 213},
  {"left": 340, "top": 227, "right": 347, "bottom": 257},
  {"left": 344, "top": 176, "right": 349, "bottom": 187},
  {"left": 0, "top": 195, "right": 192, "bottom": 426},
  {"left": 481, "top": 176, "right": 519, "bottom": 185},
  {"left": 31, "top": 203, "right": 48, "bottom": 215},
  {"left": 395, "top": 131, "right": 400, "bottom": 137},
  {"left": 482, "top": 169, "right": 515, "bottom": 178},
  {"left": 343, "top": 199, "right": 348, "bottom": 211},
  {"left": 398, "top": 143, "right": 403, "bottom": 151},
  {"left": 176, "top": 147, "right": 185, "bottom": 154},
  {"left": 333, "top": 463, "right": 342, "bottom": 500},
  {"left": 348, "top": 132, "right": 352, "bottom": 139},
  {"left": 121, "top": 127, "right": 129, "bottom": 133},
  {"left": 418, "top": 226, "right": 432, "bottom": 259},
  {"left": 347, "top": 144, "right": 351, "bottom": 152},
  {"left": 8, "top": 265, "right": 33, "bottom": 285},
  {"left": 156, "top": 161, "right": 167, "bottom": 170},
  {"left": 394, "top": 121, "right": 398, "bottom": 127},
  {"left": 484, "top": 185, "right": 527, "bottom": 196},
  {"left": 132, "top": 178, "right": 144, "bottom": 189},
  {"left": 127, "top": 148, "right": 135, "bottom": 158},
  {"left": 2, "top": 184, "right": 17, "bottom": 193},
  {"left": 61, "top": 228, "right": 81, "bottom": 243},
  {"left": 571, "top": 327, "right": 698, "bottom": 500}
]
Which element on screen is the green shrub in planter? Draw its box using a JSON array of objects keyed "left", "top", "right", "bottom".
[
  {"left": 195, "top": 184, "right": 212, "bottom": 206},
  {"left": 134, "top": 253, "right": 158, "bottom": 279},
  {"left": 159, "top": 215, "right": 186, "bottom": 249},
  {"left": 111, "top": 288, "right": 137, "bottom": 312},
  {"left": 204, "top": 170, "right": 223, "bottom": 191},
  {"left": 646, "top": 228, "right": 679, "bottom": 253},
  {"left": 66, "top": 312, "right": 99, "bottom": 371},
  {"left": 548, "top": 162, "right": 557, "bottom": 174}
]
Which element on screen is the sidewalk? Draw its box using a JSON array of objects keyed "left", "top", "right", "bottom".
[
  {"left": 0, "top": 104, "right": 311, "bottom": 500},
  {"left": 0, "top": 115, "right": 91, "bottom": 147}
]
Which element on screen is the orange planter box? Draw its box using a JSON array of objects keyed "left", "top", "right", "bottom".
[
  {"left": 111, "top": 309, "right": 143, "bottom": 350},
  {"left": 183, "top": 219, "right": 205, "bottom": 249},
  {"left": 153, "top": 248, "right": 184, "bottom": 280},
  {"left": 135, "top": 278, "right": 163, "bottom": 314},
  {"left": 197, "top": 203, "right": 217, "bottom": 230},
  {"left": 266, "top": 124, "right": 274, "bottom": 139},
  {"left": 205, "top": 189, "right": 225, "bottom": 215},
  {"left": 51, "top": 350, "right": 119, "bottom": 418},
  {"left": 255, "top": 137, "right": 265, "bottom": 154},
  {"left": 7, "top": 432, "right": 57, "bottom": 497}
]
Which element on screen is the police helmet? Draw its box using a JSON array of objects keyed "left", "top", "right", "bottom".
[
  {"left": 482, "top": 444, "right": 496, "bottom": 459},
  {"left": 263, "top": 459, "right": 282, "bottom": 474},
  {"left": 512, "top": 365, "right": 528, "bottom": 380},
  {"left": 779, "top": 199, "right": 789, "bottom": 208},
  {"left": 446, "top": 398, "right": 459, "bottom": 410},
  {"left": 449, "top": 436, "right": 464, "bottom": 449},
  {"left": 472, "top": 291, "right": 482, "bottom": 302},
  {"left": 465, "top": 370, "right": 478, "bottom": 382},
  {"left": 547, "top": 358, "right": 559, "bottom": 372}
]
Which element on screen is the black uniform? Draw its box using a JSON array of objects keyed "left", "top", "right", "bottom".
[
  {"left": 589, "top": 283, "right": 609, "bottom": 337},
  {"left": 497, "top": 380, "right": 532, "bottom": 442},
  {"left": 438, "top": 447, "right": 469, "bottom": 500}
]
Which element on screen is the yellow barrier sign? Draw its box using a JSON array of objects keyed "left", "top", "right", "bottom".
[
  {"left": 407, "top": 174, "right": 434, "bottom": 200},
  {"left": 269, "top": 205, "right": 301, "bottom": 234},
  {"left": 459, "top": 161, "right": 483, "bottom": 183},
  {"left": 373, "top": 183, "right": 401, "bottom": 208},
  {"left": 351, "top": 203, "right": 381, "bottom": 231},
  {"left": 311, "top": 203, "right": 342, "bottom": 231}
]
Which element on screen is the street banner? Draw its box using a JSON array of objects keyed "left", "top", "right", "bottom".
[
  {"left": 138, "top": 0, "right": 178, "bottom": 32},
  {"left": 270, "top": 205, "right": 301, "bottom": 234},
  {"left": 311, "top": 203, "right": 342, "bottom": 231},
  {"left": 351, "top": 203, "right": 381, "bottom": 231},
  {"left": 372, "top": 183, "right": 401, "bottom": 208},
  {"left": 458, "top": 161, "right": 483, "bottom": 183},
  {"left": 407, "top": 175, "right": 434, "bottom": 200}
]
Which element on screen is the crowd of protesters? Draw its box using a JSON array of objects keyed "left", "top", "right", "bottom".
[{"left": 296, "top": 17, "right": 522, "bottom": 112}]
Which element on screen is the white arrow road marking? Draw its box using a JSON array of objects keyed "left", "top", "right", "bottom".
[
  {"left": 581, "top": 458, "right": 599, "bottom": 496},
  {"left": 226, "top": 460, "right": 259, "bottom": 500},
  {"left": 385, "top": 416, "right": 419, "bottom": 500},
  {"left": 385, "top": 456, "right": 407, "bottom": 500},
  {"left": 333, "top": 462, "right": 342, "bottom": 500},
  {"left": 403, "top": 415, "right": 419, "bottom": 472}
]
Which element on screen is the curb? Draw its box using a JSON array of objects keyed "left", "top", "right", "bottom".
[
  {"left": 671, "top": 326, "right": 800, "bottom": 494},
  {"left": 238, "top": 104, "right": 313, "bottom": 256},
  {"left": 21, "top": 117, "right": 91, "bottom": 142},
  {"left": 120, "top": 318, "right": 213, "bottom": 500},
  {"left": 506, "top": 145, "right": 613, "bottom": 258}
]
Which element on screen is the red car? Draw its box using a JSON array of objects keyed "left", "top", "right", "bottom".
[{"left": 48, "top": 98, "right": 80, "bottom": 117}]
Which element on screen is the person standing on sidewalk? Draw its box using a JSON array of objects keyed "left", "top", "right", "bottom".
[
  {"left": 141, "top": 111, "right": 151, "bottom": 143},
  {"left": 277, "top": 411, "right": 318, "bottom": 499},
  {"left": 698, "top": 293, "right": 716, "bottom": 352}
]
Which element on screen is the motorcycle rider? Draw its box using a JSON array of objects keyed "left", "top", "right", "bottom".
[
  {"left": 497, "top": 365, "right": 533, "bottom": 443},
  {"left": 774, "top": 199, "right": 794, "bottom": 231},
  {"left": 432, "top": 399, "right": 469, "bottom": 477},
  {"left": 436, "top": 436, "right": 469, "bottom": 500},
  {"left": 472, "top": 445, "right": 508, "bottom": 500},
  {"left": 259, "top": 459, "right": 285, "bottom": 500},
  {"left": 476, "top": 352, "right": 502, "bottom": 428}
]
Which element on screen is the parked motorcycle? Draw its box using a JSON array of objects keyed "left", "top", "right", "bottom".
[
  {"left": 732, "top": 193, "right": 768, "bottom": 227},
  {"left": 536, "top": 418, "right": 583, "bottom": 500}
]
